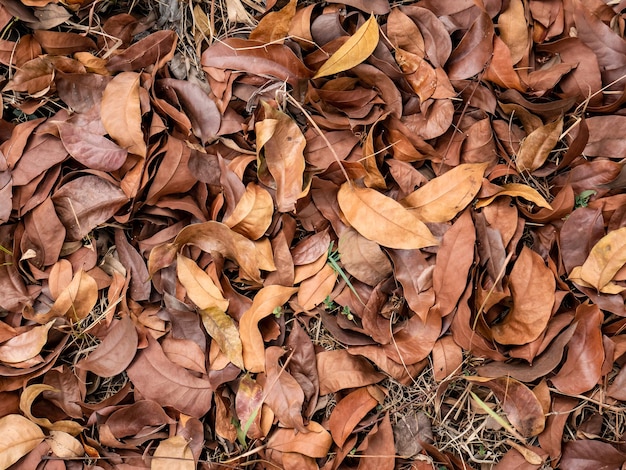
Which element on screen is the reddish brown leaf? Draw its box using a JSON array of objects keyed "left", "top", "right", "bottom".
[
  {"left": 317, "top": 349, "right": 385, "bottom": 395},
  {"left": 126, "top": 335, "right": 213, "bottom": 418},
  {"left": 76, "top": 316, "right": 138, "bottom": 377},
  {"left": 328, "top": 387, "right": 379, "bottom": 448},
  {"left": 551, "top": 303, "right": 604, "bottom": 395},
  {"left": 107, "top": 30, "right": 177, "bottom": 72}
]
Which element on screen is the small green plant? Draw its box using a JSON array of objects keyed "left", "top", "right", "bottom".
[
  {"left": 272, "top": 306, "right": 283, "bottom": 318},
  {"left": 575, "top": 189, "right": 597, "bottom": 208},
  {"left": 327, "top": 241, "right": 363, "bottom": 304},
  {"left": 323, "top": 295, "right": 336, "bottom": 310},
  {"left": 341, "top": 305, "right": 354, "bottom": 321}
]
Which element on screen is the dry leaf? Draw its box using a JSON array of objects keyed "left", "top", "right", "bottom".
[
  {"left": 314, "top": 15, "right": 379, "bottom": 79},
  {"left": 402, "top": 163, "right": 488, "bottom": 223},
  {"left": 337, "top": 183, "right": 438, "bottom": 249},
  {"left": 0, "top": 414, "right": 45, "bottom": 469}
]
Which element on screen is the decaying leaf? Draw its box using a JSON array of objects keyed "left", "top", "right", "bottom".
[{"left": 0, "top": 414, "right": 45, "bottom": 469}]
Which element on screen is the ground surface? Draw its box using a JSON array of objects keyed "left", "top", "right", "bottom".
[{"left": 1, "top": 0, "right": 626, "bottom": 469}]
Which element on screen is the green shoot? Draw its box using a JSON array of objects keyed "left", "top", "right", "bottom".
[
  {"left": 327, "top": 241, "right": 363, "bottom": 304},
  {"left": 575, "top": 189, "right": 597, "bottom": 208}
]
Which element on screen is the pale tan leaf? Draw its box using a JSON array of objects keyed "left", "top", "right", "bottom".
[
  {"left": 0, "top": 414, "right": 45, "bottom": 469},
  {"left": 578, "top": 227, "right": 626, "bottom": 292},
  {"left": 0, "top": 321, "right": 53, "bottom": 364},
  {"left": 47, "top": 431, "right": 84, "bottom": 459},
  {"left": 337, "top": 183, "right": 438, "bottom": 250},
  {"left": 223, "top": 183, "right": 273, "bottom": 240},
  {"left": 152, "top": 436, "right": 195, "bottom": 470},
  {"left": 313, "top": 15, "right": 379, "bottom": 78},
  {"left": 498, "top": 0, "right": 528, "bottom": 65},
  {"left": 475, "top": 183, "right": 552, "bottom": 209}
]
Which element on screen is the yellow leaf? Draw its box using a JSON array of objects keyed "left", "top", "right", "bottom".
[
  {"left": 240, "top": 285, "right": 297, "bottom": 372},
  {"left": 475, "top": 183, "right": 552, "bottom": 209},
  {"left": 176, "top": 254, "right": 244, "bottom": 369},
  {"left": 337, "top": 183, "right": 438, "bottom": 249},
  {"left": 20, "top": 384, "right": 83, "bottom": 435},
  {"left": 313, "top": 15, "right": 379, "bottom": 78},
  {"left": 101, "top": 72, "right": 146, "bottom": 157},
  {"left": 577, "top": 227, "right": 626, "bottom": 292},
  {"left": 152, "top": 436, "right": 195, "bottom": 470},
  {"left": 516, "top": 118, "right": 563, "bottom": 173},
  {"left": 402, "top": 163, "right": 488, "bottom": 223},
  {"left": 0, "top": 414, "right": 45, "bottom": 469}
]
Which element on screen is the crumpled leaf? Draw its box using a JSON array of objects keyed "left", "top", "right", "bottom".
[
  {"left": 313, "top": 14, "right": 379, "bottom": 79},
  {"left": 475, "top": 183, "right": 552, "bottom": 209},
  {"left": 337, "top": 183, "right": 438, "bottom": 249},
  {"left": 20, "top": 384, "right": 84, "bottom": 435},
  {"left": 177, "top": 253, "right": 243, "bottom": 369},
  {"left": 256, "top": 102, "right": 306, "bottom": 213}
]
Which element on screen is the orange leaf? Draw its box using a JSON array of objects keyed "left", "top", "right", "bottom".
[
  {"left": 239, "top": 285, "right": 297, "bottom": 372},
  {"left": 402, "top": 163, "right": 488, "bottom": 223},
  {"left": 101, "top": 71, "right": 146, "bottom": 157},
  {"left": 491, "top": 247, "right": 556, "bottom": 345},
  {"left": 267, "top": 421, "right": 332, "bottom": 458},
  {"left": 337, "top": 183, "right": 438, "bottom": 249}
]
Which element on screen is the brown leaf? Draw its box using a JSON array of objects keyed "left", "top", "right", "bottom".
[
  {"left": 432, "top": 208, "right": 475, "bottom": 317},
  {"left": 560, "top": 440, "right": 626, "bottom": 470},
  {"left": 432, "top": 336, "right": 463, "bottom": 381},
  {"left": 262, "top": 346, "right": 306, "bottom": 431},
  {"left": 52, "top": 174, "right": 128, "bottom": 241},
  {"left": 313, "top": 15, "right": 379, "bottom": 79},
  {"left": 20, "top": 384, "right": 83, "bottom": 435},
  {"left": 107, "top": 30, "right": 177, "bottom": 72},
  {"left": 383, "top": 310, "right": 441, "bottom": 365},
  {"left": 22, "top": 197, "right": 65, "bottom": 268},
  {"left": 317, "top": 349, "right": 385, "bottom": 395},
  {"left": 401, "top": 163, "right": 488, "bottom": 223},
  {"left": 387, "top": 8, "right": 425, "bottom": 57},
  {"left": 240, "top": 285, "right": 297, "bottom": 372},
  {"left": 337, "top": 183, "right": 438, "bottom": 249},
  {"left": 267, "top": 421, "right": 332, "bottom": 458},
  {"left": 249, "top": 0, "right": 296, "bottom": 44},
  {"left": 223, "top": 183, "right": 273, "bottom": 240},
  {"left": 491, "top": 247, "right": 556, "bottom": 345},
  {"left": 32, "top": 30, "right": 96, "bottom": 55},
  {"left": 328, "top": 387, "right": 379, "bottom": 448},
  {"left": 0, "top": 414, "right": 45, "bottom": 469},
  {"left": 393, "top": 411, "right": 433, "bottom": 458},
  {"left": 573, "top": 227, "right": 626, "bottom": 293},
  {"left": 201, "top": 38, "right": 312, "bottom": 87},
  {"left": 475, "top": 183, "right": 552, "bottom": 209},
  {"left": 446, "top": 9, "right": 494, "bottom": 80},
  {"left": 469, "top": 377, "right": 546, "bottom": 438},
  {"left": 126, "top": 335, "right": 213, "bottom": 418},
  {"left": 296, "top": 263, "right": 337, "bottom": 311},
  {"left": 356, "top": 413, "right": 395, "bottom": 470},
  {"left": 148, "top": 221, "right": 267, "bottom": 283},
  {"left": 76, "top": 315, "right": 138, "bottom": 377},
  {"left": 516, "top": 118, "right": 564, "bottom": 173},
  {"left": 101, "top": 71, "right": 146, "bottom": 157},
  {"left": 256, "top": 103, "right": 306, "bottom": 212},
  {"left": 57, "top": 121, "right": 128, "bottom": 172},
  {"left": 477, "top": 322, "right": 577, "bottom": 382},
  {"left": 338, "top": 228, "right": 392, "bottom": 286},
  {"left": 551, "top": 303, "right": 604, "bottom": 395}
]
